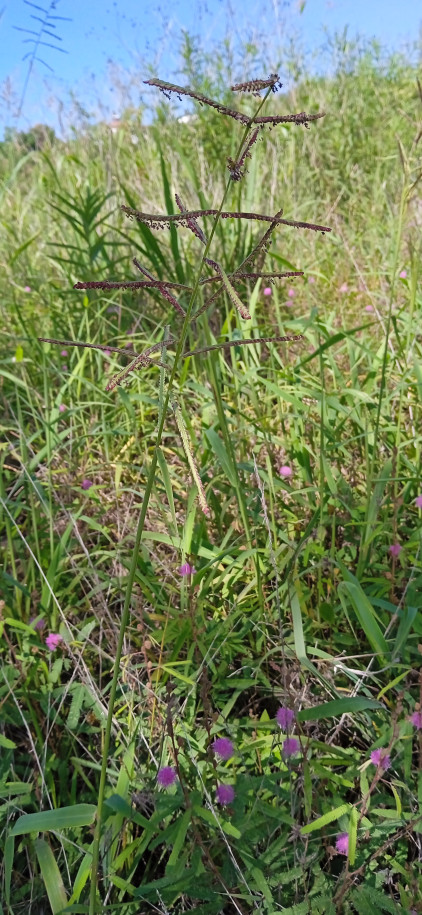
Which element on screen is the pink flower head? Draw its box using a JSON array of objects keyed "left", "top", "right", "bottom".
[
  {"left": 336, "top": 832, "right": 349, "bottom": 856},
  {"left": 399, "top": 270, "right": 407, "bottom": 278},
  {"left": 410, "top": 711, "right": 422, "bottom": 729},
  {"left": 104, "top": 349, "right": 111, "bottom": 356},
  {"left": 282, "top": 737, "right": 299, "bottom": 758},
  {"left": 365, "top": 304, "right": 374, "bottom": 312},
  {"left": 62, "top": 365, "right": 68, "bottom": 372},
  {"left": 279, "top": 465, "right": 293, "bottom": 478},
  {"left": 157, "top": 766, "right": 177, "bottom": 788},
  {"left": 24, "top": 286, "right": 31, "bottom": 292},
  {"left": 216, "top": 783, "right": 235, "bottom": 805},
  {"left": 389, "top": 543, "right": 402, "bottom": 557},
  {"left": 212, "top": 737, "right": 234, "bottom": 760},
  {"left": 45, "top": 633, "right": 63, "bottom": 651},
  {"left": 178, "top": 562, "right": 195, "bottom": 576},
  {"left": 287, "top": 288, "right": 295, "bottom": 298},
  {"left": 370, "top": 748, "right": 391, "bottom": 770},
  {"left": 60, "top": 350, "right": 68, "bottom": 357},
  {"left": 276, "top": 706, "right": 295, "bottom": 731},
  {"left": 30, "top": 616, "right": 45, "bottom": 631},
  {"left": 308, "top": 276, "right": 315, "bottom": 284},
  {"left": 414, "top": 495, "right": 422, "bottom": 509},
  {"left": 339, "top": 283, "right": 348, "bottom": 293},
  {"left": 59, "top": 404, "right": 66, "bottom": 413},
  {"left": 263, "top": 287, "right": 272, "bottom": 296},
  {"left": 81, "top": 479, "right": 93, "bottom": 490}
]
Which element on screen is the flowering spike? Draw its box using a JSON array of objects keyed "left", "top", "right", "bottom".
[
  {"left": 144, "top": 79, "right": 322, "bottom": 128},
  {"left": 121, "top": 205, "right": 331, "bottom": 235},
  {"left": 205, "top": 258, "right": 251, "bottom": 320},
  {"left": 73, "top": 279, "right": 192, "bottom": 292},
  {"left": 231, "top": 74, "right": 281, "bottom": 95},
  {"left": 184, "top": 333, "right": 303, "bottom": 359},
  {"left": 132, "top": 257, "right": 186, "bottom": 316},
  {"left": 227, "top": 127, "right": 261, "bottom": 181},
  {"left": 172, "top": 401, "right": 210, "bottom": 516},
  {"left": 132, "top": 257, "right": 156, "bottom": 281},
  {"left": 175, "top": 194, "right": 207, "bottom": 245},
  {"left": 105, "top": 340, "right": 171, "bottom": 392}
]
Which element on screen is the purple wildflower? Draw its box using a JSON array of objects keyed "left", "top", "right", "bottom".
[
  {"left": 62, "top": 365, "right": 68, "bottom": 372},
  {"left": 216, "top": 783, "right": 235, "bottom": 805},
  {"left": 60, "top": 350, "right": 68, "bottom": 357},
  {"left": 59, "top": 404, "right": 66, "bottom": 413},
  {"left": 263, "top": 287, "right": 272, "bottom": 296},
  {"left": 399, "top": 270, "right": 407, "bottom": 278},
  {"left": 279, "top": 465, "right": 293, "bottom": 478},
  {"left": 287, "top": 288, "right": 295, "bottom": 298},
  {"left": 276, "top": 706, "right": 295, "bottom": 731},
  {"left": 415, "top": 495, "right": 422, "bottom": 509},
  {"left": 410, "top": 711, "right": 422, "bottom": 729},
  {"left": 370, "top": 748, "right": 391, "bottom": 770},
  {"left": 282, "top": 737, "right": 299, "bottom": 758},
  {"left": 24, "top": 286, "right": 31, "bottom": 292},
  {"left": 389, "top": 543, "right": 402, "bottom": 557},
  {"left": 30, "top": 616, "right": 45, "bottom": 631},
  {"left": 336, "top": 833, "right": 349, "bottom": 856},
  {"left": 179, "top": 562, "right": 195, "bottom": 576},
  {"left": 308, "top": 276, "right": 315, "bottom": 284},
  {"left": 212, "top": 737, "right": 234, "bottom": 760},
  {"left": 339, "top": 283, "right": 348, "bottom": 293},
  {"left": 365, "top": 304, "right": 374, "bottom": 312},
  {"left": 157, "top": 766, "right": 177, "bottom": 788},
  {"left": 45, "top": 633, "right": 63, "bottom": 651},
  {"left": 81, "top": 479, "right": 93, "bottom": 490}
]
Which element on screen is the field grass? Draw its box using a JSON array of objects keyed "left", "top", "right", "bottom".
[{"left": 1, "top": 40, "right": 422, "bottom": 915}]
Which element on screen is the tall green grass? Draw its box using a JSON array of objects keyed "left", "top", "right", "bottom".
[{"left": 1, "top": 40, "right": 422, "bottom": 914}]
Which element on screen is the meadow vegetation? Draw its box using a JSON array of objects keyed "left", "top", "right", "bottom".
[{"left": 1, "top": 36, "right": 422, "bottom": 915}]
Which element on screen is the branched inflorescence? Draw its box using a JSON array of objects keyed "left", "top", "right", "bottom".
[{"left": 40, "top": 72, "right": 331, "bottom": 516}]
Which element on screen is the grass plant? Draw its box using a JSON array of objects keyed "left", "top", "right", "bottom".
[{"left": 1, "top": 39, "right": 422, "bottom": 915}]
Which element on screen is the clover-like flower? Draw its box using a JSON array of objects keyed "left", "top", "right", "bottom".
[
  {"left": 216, "top": 783, "right": 235, "bottom": 805},
  {"left": 212, "top": 737, "right": 234, "bottom": 760},
  {"left": 410, "top": 711, "right": 422, "bottom": 730},
  {"left": 283, "top": 737, "right": 299, "bottom": 758},
  {"left": 179, "top": 562, "right": 195, "bottom": 576},
  {"left": 276, "top": 707, "right": 295, "bottom": 731},
  {"left": 157, "top": 766, "right": 177, "bottom": 788},
  {"left": 370, "top": 748, "right": 391, "bottom": 770},
  {"left": 45, "top": 633, "right": 63, "bottom": 651},
  {"left": 336, "top": 833, "right": 349, "bottom": 856}
]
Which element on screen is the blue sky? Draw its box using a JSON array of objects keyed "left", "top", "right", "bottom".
[{"left": 0, "top": 0, "right": 420, "bottom": 136}]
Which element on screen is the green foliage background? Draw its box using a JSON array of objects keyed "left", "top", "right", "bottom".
[{"left": 0, "top": 34, "right": 421, "bottom": 915}]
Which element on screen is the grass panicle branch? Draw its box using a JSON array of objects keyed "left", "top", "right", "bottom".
[
  {"left": 175, "top": 194, "right": 208, "bottom": 244},
  {"left": 231, "top": 74, "right": 282, "bottom": 95},
  {"left": 227, "top": 127, "right": 261, "bottom": 180},
  {"left": 204, "top": 258, "right": 251, "bottom": 320},
  {"left": 144, "top": 77, "right": 323, "bottom": 127},
  {"left": 73, "top": 278, "right": 192, "bottom": 292},
  {"left": 121, "top": 204, "right": 332, "bottom": 234}
]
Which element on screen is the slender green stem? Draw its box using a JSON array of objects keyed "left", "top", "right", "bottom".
[
  {"left": 356, "top": 181, "right": 407, "bottom": 577},
  {"left": 88, "top": 86, "right": 274, "bottom": 913}
]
